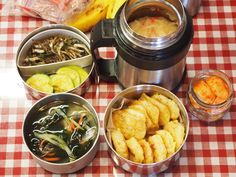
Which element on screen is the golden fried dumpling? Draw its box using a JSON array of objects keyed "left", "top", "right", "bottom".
[
  {"left": 148, "top": 134, "right": 167, "bottom": 162},
  {"left": 112, "top": 108, "right": 146, "bottom": 140},
  {"left": 156, "top": 130, "right": 176, "bottom": 157},
  {"left": 193, "top": 79, "right": 216, "bottom": 104},
  {"left": 126, "top": 137, "right": 144, "bottom": 163},
  {"left": 125, "top": 108, "right": 147, "bottom": 138},
  {"left": 138, "top": 98, "right": 159, "bottom": 130},
  {"left": 205, "top": 75, "right": 229, "bottom": 104},
  {"left": 152, "top": 94, "right": 180, "bottom": 120},
  {"left": 164, "top": 120, "right": 185, "bottom": 150},
  {"left": 128, "top": 100, "right": 155, "bottom": 131},
  {"left": 111, "top": 129, "right": 129, "bottom": 159},
  {"left": 140, "top": 93, "right": 170, "bottom": 126},
  {"left": 139, "top": 139, "right": 153, "bottom": 164}
]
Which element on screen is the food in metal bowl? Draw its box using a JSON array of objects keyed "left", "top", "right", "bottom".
[
  {"left": 28, "top": 102, "right": 97, "bottom": 163},
  {"left": 110, "top": 92, "right": 185, "bottom": 164},
  {"left": 23, "top": 93, "right": 100, "bottom": 173},
  {"left": 23, "top": 35, "right": 90, "bottom": 66},
  {"left": 16, "top": 25, "right": 94, "bottom": 99},
  {"left": 104, "top": 85, "right": 189, "bottom": 174}
]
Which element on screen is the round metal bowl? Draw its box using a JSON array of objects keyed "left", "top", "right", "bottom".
[
  {"left": 103, "top": 85, "right": 189, "bottom": 175},
  {"left": 22, "top": 93, "right": 100, "bottom": 173},
  {"left": 16, "top": 24, "right": 94, "bottom": 99}
]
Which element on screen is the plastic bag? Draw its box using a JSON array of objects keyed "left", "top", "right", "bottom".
[{"left": 1, "top": 0, "right": 91, "bottom": 23}]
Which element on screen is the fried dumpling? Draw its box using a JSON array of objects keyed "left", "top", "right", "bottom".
[
  {"left": 156, "top": 130, "right": 176, "bottom": 157},
  {"left": 126, "top": 137, "right": 144, "bottom": 163},
  {"left": 164, "top": 120, "right": 185, "bottom": 150},
  {"left": 111, "top": 129, "right": 129, "bottom": 159},
  {"left": 140, "top": 93, "right": 170, "bottom": 126},
  {"left": 139, "top": 139, "right": 153, "bottom": 163},
  {"left": 128, "top": 100, "right": 155, "bottom": 131},
  {"left": 138, "top": 98, "right": 159, "bottom": 130},
  {"left": 148, "top": 134, "right": 167, "bottom": 162},
  {"left": 112, "top": 107, "right": 146, "bottom": 140},
  {"left": 152, "top": 93, "right": 180, "bottom": 120}
]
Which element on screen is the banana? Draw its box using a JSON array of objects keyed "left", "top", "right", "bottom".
[
  {"left": 106, "top": 0, "right": 126, "bottom": 19},
  {"left": 66, "top": 0, "right": 109, "bottom": 32},
  {"left": 106, "top": 0, "right": 115, "bottom": 19}
]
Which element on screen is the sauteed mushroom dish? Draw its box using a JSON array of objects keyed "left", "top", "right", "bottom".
[{"left": 23, "top": 35, "right": 90, "bottom": 66}]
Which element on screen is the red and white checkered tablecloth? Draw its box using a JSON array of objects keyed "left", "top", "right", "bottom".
[{"left": 0, "top": 0, "right": 236, "bottom": 176}]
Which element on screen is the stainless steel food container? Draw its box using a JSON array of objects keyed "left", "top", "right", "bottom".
[
  {"left": 91, "top": 0, "right": 193, "bottom": 91},
  {"left": 181, "top": 0, "right": 201, "bottom": 17},
  {"left": 16, "top": 24, "right": 94, "bottom": 99},
  {"left": 103, "top": 85, "right": 189, "bottom": 175},
  {"left": 22, "top": 93, "right": 100, "bottom": 173}
]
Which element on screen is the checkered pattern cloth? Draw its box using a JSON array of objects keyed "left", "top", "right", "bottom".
[{"left": 0, "top": 0, "right": 235, "bottom": 176}]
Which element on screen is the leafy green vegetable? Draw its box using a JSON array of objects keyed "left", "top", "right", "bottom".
[{"left": 34, "top": 130, "right": 76, "bottom": 162}]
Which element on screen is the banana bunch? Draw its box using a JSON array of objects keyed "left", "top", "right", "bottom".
[
  {"left": 107, "top": 0, "right": 126, "bottom": 19},
  {"left": 65, "top": 0, "right": 126, "bottom": 32}
]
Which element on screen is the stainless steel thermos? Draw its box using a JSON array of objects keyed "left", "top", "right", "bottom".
[{"left": 90, "top": 0, "right": 194, "bottom": 90}]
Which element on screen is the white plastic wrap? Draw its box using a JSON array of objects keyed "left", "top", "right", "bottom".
[{"left": 1, "top": 0, "right": 91, "bottom": 23}]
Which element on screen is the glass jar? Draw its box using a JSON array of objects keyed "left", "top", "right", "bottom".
[{"left": 187, "top": 70, "right": 233, "bottom": 122}]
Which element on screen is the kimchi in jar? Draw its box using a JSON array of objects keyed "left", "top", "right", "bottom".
[{"left": 187, "top": 70, "right": 233, "bottom": 122}]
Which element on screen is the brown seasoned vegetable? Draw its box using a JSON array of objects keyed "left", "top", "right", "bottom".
[{"left": 23, "top": 35, "right": 90, "bottom": 66}]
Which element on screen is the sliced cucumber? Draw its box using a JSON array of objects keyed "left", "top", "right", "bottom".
[
  {"left": 56, "top": 67, "right": 81, "bottom": 87},
  {"left": 26, "top": 73, "right": 53, "bottom": 93},
  {"left": 50, "top": 74, "right": 74, "bottom": 93},
  {"left": 67, "top": 65, "right": 88, "bottom": 83}
]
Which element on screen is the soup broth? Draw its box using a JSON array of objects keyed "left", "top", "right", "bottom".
[
  {"left": 129, "top": 16, "right": 178, "bottom": 38},
  {"left": 28, "top": 101, "right": 98, "bottom": 163}
]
